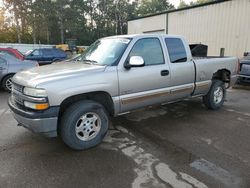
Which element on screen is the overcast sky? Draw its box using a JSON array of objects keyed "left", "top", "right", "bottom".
[{"left": 169, "top": 0, "right": 193, "bottom": 7}]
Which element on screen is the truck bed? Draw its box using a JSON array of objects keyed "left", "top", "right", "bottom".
[
  {"left": 194, "top": 57, "right": 237, "bottom": 82},
  {"left": 193, "top": 56, "right": 232, "bottom": 60}
]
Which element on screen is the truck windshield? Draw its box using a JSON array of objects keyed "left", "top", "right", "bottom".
[{"left": 79, "top": 38, "right": 131, "bottom": 66}]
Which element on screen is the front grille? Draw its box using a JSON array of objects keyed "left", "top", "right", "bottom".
[
  {"left": 11, "top": 82, "right": 24, "bottom": 106},
  {"left": 10, "top": 95, "right": 28, "bottom": 111},
  {"left": 11, "top": 82, "right": 48, "bottom": 111},
  {"left": 12, "top": 93, "right": 24, "bottom": 105}
]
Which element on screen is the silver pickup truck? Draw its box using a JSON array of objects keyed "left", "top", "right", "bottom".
[{"left": 8, "top": 34, "right": 238, "bottom": 150}]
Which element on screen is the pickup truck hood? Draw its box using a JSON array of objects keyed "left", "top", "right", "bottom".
[{"left": 13, "top": 62, "right": 106, "bottom": 87}]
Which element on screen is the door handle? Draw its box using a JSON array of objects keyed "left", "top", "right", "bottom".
[{"left": 161, "top": 70, "right": 169, "bottom": 76}]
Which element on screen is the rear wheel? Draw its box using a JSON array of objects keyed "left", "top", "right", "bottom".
[
  {"left": 52, "top": 58, "right": 60, "bottom": 63},
  {"left": 60, "top": 100, "right": 109, "bottom": 150},
  {"left": 203, "top": 80, "right": 226, "bottom": 110},
  {"left": 2, "top": 74, "right": 14, "bottom": 92}
]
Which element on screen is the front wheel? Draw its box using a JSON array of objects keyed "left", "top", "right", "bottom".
[
  {"left": 203, "top": 80, "right": 226, "bottom": 110},
  {"left": 2, "top": 74, "right": 14, "bottom": 92},
  {"left": 60, "top": 100, "right": 109, "bottom": 150}
]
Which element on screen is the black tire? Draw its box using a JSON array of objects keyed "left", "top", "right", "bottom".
[
  {"left": 203, "top": 80, "right": 226, "bottom": 110},
  {"left": 2, "top": 74, "right": 14, "bottom": 92},
  {"left": 52, "top": 59, "right": 60, "bottom": 63},
  {"left": 60, "top": 100, "right": 109, "bottom": 150}
]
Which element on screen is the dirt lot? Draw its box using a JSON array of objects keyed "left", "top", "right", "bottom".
[{"left": 0, "top": 88, "right": 249, "bottom": 188}]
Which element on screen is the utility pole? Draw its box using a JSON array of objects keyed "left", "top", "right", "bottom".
[
  {"left": 51, "top": 0, "right": 64, "bottom": 44},
  {"left": 59, "top": 1, "right": 64, "bottom": 44},
  {"left": 13, "top": 3, "right": 21, "bottom": 43}
]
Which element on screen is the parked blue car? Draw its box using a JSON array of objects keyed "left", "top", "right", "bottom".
[{"left": 25, "top": 48, "right": 67, "bottom": 65}]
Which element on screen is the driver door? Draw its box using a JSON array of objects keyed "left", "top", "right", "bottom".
[{"left": 117, "top": 37, "right": 171, "bottom": 113}]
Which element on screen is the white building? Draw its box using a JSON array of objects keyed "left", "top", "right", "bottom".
[{"left": 128, "top": 0, "right": 250, "bottom": 57}]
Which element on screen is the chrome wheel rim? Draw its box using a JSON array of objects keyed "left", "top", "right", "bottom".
[
  {"left": 5, "top": 77, "right": 13, "bottom": 91},
  {"left": 75, "top": 112, "right": 101, "bottom": 141},
  {"left": 213, "top": 86, "right": 223, "bottom": 104}
]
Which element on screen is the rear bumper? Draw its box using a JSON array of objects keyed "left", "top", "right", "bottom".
[
  {"left": 238, "top": 74, "right": 250, "bottom": 83},
  {"left": 8, "top": 98, "right": 59, "bottom": 137},
  {"left": 238, "top": 74, "right": 250, "bottom": 79}
]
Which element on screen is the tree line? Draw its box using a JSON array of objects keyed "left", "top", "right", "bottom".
[
  {"left": 178, "top": 0, "right": 213, "bottom": 8},
  {"left": 0, "top": 0, "right": 212, "bottom": 45}
]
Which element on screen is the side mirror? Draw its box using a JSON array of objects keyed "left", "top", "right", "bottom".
[{"left": 124, "top": 56, "right": 145, "bottom": 69}]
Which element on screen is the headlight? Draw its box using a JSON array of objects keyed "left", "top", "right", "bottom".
[
  {"left": 24, "top": 101, "right": 49, "bottom": 110},
  {"left": 23, "top": 87, "right": 47, "bottom": 97}
]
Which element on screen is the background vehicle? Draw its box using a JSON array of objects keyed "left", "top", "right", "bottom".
[
  {"left": 0, "top": 48, "right": 25, "bottom": 61},
  {"left": 0, "top": 54, "right": 38, "bottom": 92},
  {"left": 56, "top": 39, "right": 85, "bottom": 57},
  {"left": 9, "top": 34, "right": 238, "bottom": 150},
  {"left": 53, "top": 54, "right": 82, "bottom": 64},
  {"left": 238, "top": 52, "right": 250, "bottom": 83},
  {"left": 25, "top": 48, "right": 67, "bottom": 65}
]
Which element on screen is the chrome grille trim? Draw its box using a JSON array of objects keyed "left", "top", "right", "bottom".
[
  {"left": 11, "top": 82, "right": 48, "bottom": 108},
  {"left": 12, "top": 90, "right": 47, "bottom": 103},
  {"left": 12, "top": 93, "right": 24, "bottom": 105},
  {"left": 12, "top": 82, "right": 23, "bottom": 93}
]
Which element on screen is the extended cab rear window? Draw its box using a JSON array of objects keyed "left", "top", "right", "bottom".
[{"left": 165, "top": 38, "right": 187, "bottom": 63}]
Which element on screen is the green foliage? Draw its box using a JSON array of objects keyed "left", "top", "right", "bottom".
[
  {"left": 0, "top": 26, "right": 19, "bottom": 43},
  {"left": 178, "top": 0, "right": 189, "bottom": 8},
  {"left": 178, "top": 0, "right": 214, "bottom": 8},
  {"left": 137, "top": 0, "right": 174, "bottom": 16},
  {"left": 190, "top": 0, "right": 213, "bottom": 5},
  {"left": 0, "top": 0, "right": 174, "bottom": 45}
]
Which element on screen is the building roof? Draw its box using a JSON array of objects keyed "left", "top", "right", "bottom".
[
  {"left": 128, "top": 0, "right": 231, "bottom": 21},
  {"left": 104, "top": 34, "right": 183, "bottom": 39}
]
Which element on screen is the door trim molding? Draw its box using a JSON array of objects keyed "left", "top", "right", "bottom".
[
  {"left": 196, "top": 80, "right": 211, "bottom": 90},
  {"left": 121, "top": 84, "right": 194, "bottom": 105},
  {"left": 121, "top": 90, "right": 171, "bottom": 105},
  {"left": 170, "top": 85, "right": 193, "bottom": 94}
]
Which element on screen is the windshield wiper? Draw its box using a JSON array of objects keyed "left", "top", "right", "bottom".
[{"left": 82, "top": 59, "right": 98, "bottom": 65}]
